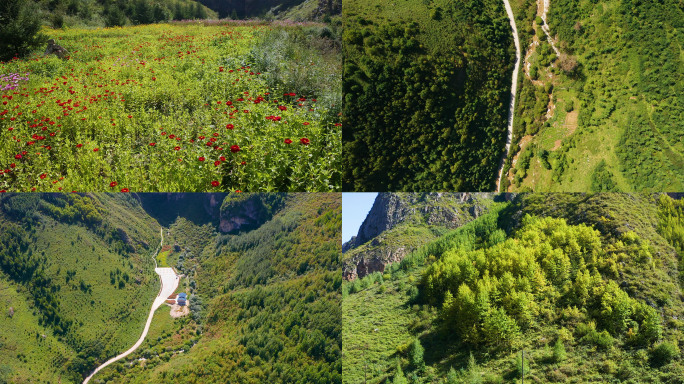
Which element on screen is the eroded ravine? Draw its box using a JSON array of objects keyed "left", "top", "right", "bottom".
[
  {"left": 83, "top": 228, "right": 178, "bottom": 383},
  {"left": 496, "top": 0, "right": 522, "bottom": 192}
]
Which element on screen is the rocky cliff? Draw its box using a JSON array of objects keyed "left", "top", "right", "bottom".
[{"left": 343, "top": 193, "right": 503, "bottom": 280}]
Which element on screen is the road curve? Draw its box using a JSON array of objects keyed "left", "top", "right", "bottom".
[
  {"left": 496, "top": 0, "right": 522, "bottom": 192},
  {"left": 83, "top": 228, "right": 178, "bottom": 384}
]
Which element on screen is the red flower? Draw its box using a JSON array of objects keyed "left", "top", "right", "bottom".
[
  {"left": 211, "top": 180, "right": 220, "bottom": 187},
  {"left": 110, "top": 181, "right": 118, "bottom": 187},
  {"left": 300, "top": 138, "right": 310, "bottom": 145},
  {"left": 14, "top": 154, "right": 21, "bottom": 159},
  {"left": 219, "top": 156, "right": 226, "bottom": 161},
  {"left": 121, "top": 188, "right": 130, "bottom": 192},
  {"left": 174, "top": 146, "right": 181, "bottom": 151},
  {"left": 284, "top": 138, "right": 292, "bottom": 144},
  {"left": 226, "top": 124, "right": 234, "bottom": 129},
  {"left": 303, "top": 122, "right": 310, "bottom": 125},
  {"left": 152, "top": 77, "right": 156, "bottom": 81},
  {"left": 198, "top": 156, "right": 205, "bottom": 161},
  {"left": 39, "top": 173, "right": 47, "bottom": 179},
  {"left": 76, "top": 143, "right": 83, "bottom": 148},
  {"left": 214, "top": 160, "right": 221, "bottom": 166},
  {"left": 278, "top": 105, "right": 287, "bottom": 111},
  {"left": 240, "top": 161, "right": 246, "bottom": 165},
  {"left": 10, "top": 163, "right": 15, "bottom": 168},
  {"left": 230, "top": 145, "right": 240, "bottom": 153},
  {"left": 128, "top": 115, "right": 133, "bottom": 118},
  {"left": 149, "top": 142, "right": 156, "bottom": 146},
  {"left": 93, "top": 148, "right": 99, "bottom": 152}
]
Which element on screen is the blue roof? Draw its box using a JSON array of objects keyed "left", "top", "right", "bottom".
[{"left": 178, "top": 292, "right": 187, "bottom": 298}]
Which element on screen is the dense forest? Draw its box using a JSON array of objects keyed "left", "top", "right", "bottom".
[
  {"left": 342, "top": 0, "right": 514, "bottom": 191},
  {"left": 0, "top": 193, "right": 341, "bottom": 383},
  {"left": 343, "top": 193, "right": 684, "bottom": 383},
  {"left": 503, "top": 0, "right": 683, "bottom": 192}
]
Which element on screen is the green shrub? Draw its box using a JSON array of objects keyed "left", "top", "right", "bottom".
[
  {"left": 650, "top": 341, "right": 680, "bottom": 367},
  {"left": 0, "top": 0, "right": 45, "bottom": 61}
]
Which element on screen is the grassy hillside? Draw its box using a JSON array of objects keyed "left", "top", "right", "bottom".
[
  {"left": 92, "top": 193, "right": 342, "bottom": 383},
  {"left": 343, "top": 193, "right": 684, "bottom": 383},
  {"left": 342, "top": 0, "right": 514, "bottom": 191},
  {"left": 0, "top": 193, "right": 160, "bottom": 383},
  {"left": 503, "top": 0, "right": 683, "bottom": 192}
]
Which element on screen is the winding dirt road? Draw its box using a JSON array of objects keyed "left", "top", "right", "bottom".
[
  {"left": 496, "top": 0, "right": 522, "bottom": 192},
  {"left": 83, "top": 228, "right": 178, "bottom": 384}
]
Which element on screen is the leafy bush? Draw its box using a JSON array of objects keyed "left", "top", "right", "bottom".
[
  {"left": 650, "top": 342, "right": 680, "bottom": 367},
  {"left": 0, "top": 0, "right": 44, "bottom": 61}
]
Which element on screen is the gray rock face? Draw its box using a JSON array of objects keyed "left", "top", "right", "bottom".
[
  {"left": 44, "top": 39, "right": 69, "bottom": 59},
  {"left": 343, "top": 193, "right": 500, "bottom": 280}
]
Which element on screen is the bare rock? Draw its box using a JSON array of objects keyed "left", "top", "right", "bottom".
[{"left": 44, "top": 39, "right": 69, "bottom": 59}]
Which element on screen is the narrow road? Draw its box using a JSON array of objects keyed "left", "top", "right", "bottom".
[
  {"left": 83, "top": 228, "right": 178, "bottom": 384},
  {"left": 496, "top": 0, "right": 522, "bottom": 192}
]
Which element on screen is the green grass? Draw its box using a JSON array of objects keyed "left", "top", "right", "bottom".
[
  {"left": 343, "top": 270, "right": 422, "bottom": 384},
  {"left": 0, "top": 276, "right": 75, "bottom": 383},
  {"left": 506, "top": 0, "right": 683, "bottom": 192},
  {"left": 156, "top": 249, "right": 170, "bottom": 268}
]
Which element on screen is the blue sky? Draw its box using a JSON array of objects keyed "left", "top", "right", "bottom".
[{"left": 342, "top": 193, "right": 378, "bottom": 243}]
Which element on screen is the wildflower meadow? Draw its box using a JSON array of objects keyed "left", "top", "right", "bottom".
[{"left": 0, "top": 21, "right": 341, "bottom": 192}]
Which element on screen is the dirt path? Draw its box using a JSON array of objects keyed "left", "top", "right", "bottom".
[
  {"left": 496, "top": 0, "right": 522, "bottom": 192},
  {"left": 83, "top": 228, "right": 178, "bottom": 384},
  {"left": 540, "top": 0, "right": 561, "bottom": 56}
]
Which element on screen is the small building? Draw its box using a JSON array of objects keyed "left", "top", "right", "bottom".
[
  {"left": 177, "top": 298, "right": 187, "bottom": 306},
  {"left": 178, "top": 292, "right": 187, "bottom": 299}
]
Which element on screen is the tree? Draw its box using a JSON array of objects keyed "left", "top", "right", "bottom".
[
  {"left": 0, "top": 0, "right": 45, "bottom": 61},
  {"left": 552, "top": 339, "right": 566, "bottom": 363},
  {"left": 409, "top": 338, "right": 425, "bottom": 372},
  {"left": 465, "top": 352, "right": 482, "bottom": 384},
  {"left": 446, "top": 366, "right": 458, "bottom": 384},
  {"left": 393, "top": 360, "right": 407, "bottom": 384}
]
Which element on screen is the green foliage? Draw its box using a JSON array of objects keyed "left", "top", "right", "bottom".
[
  {"left": 425, "top": 214, "right": 665, "bottom": 352},
  {"left": 409, "top": 338, "right": 425, "bottom": 372},
  {"left": 0, "top": 193, "right": 160, "bottom": 381},
  {"left": 650, "top": 341, "right": 680, "bottom": 367},
  {"left": 343, "top": 0, "right": 513, "bottom": 191},
  {"left": 0, "top": 0, "right": 44, "bottom": 61},
  {"left": 393, "top": 359, "right": 408, "bottom": 384},
  {"left": 590, "top": 160, "right": 619, "bottom": 192},
  {"left": 552, "top": 339, "right": 566, "bottom": 363},
  {"left": 550, "top": 0, "right": 684, "bottom": 191},
  {"left": 0, "top": 23, "right": 341, "bottom": 192},
  {"left": 344, "top": 193, "right": 684, "bottom": 384}
]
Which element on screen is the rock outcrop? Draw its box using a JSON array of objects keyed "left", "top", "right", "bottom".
[
  {"left": 44, "top": 39, "right": 69, "bottom": 59},
  {"left": 343, "top": 193, "right": 502, "bottom": 280}
]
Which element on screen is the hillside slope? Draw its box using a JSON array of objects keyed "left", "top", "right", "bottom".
[
  {"left": 91, "top": 193, "right": 342, "bottom": 383},
  {"left": 343, "top": 193, "right": 502, "bottom": 280},
  {"left": 0, "top": 193, "right": 160, "bottom": 383},
  {"left": 503, "top": 0, "right": 683, "bottom": 192},
  {"left": 343, "top": 193, "right": 684, "bottom": 383}
]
